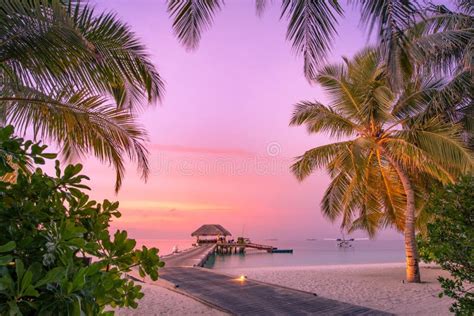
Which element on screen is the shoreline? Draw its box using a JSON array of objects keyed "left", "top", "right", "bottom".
[
  {"left": 116, "top": 262, "right": 452, "bottom": 315},
  {"left": 220, "top": 262, "right": 453, "bottom": 315},
  {"left": 213, "top": 261, "right": 447, "bottom": 271}
]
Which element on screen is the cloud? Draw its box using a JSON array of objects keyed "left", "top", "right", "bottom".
[
  {"left": 118, "top": 200, "right": 232, "bottom": 212},
  {"left": 149, "top": 144, "right": 254, "bottom": 157}
]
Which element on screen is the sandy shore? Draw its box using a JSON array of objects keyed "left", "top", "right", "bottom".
[
  {"left": 114, "top": 282, "right": 226, "bottom": 316},
  {"left": 220, "top": 263, "right": 453, "bottom": 316},
  {"left": 115, "top": 263, "right": 452, "bottom": 315}
]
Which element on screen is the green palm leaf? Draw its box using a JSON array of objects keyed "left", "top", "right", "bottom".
[
  {"left": 280, "top": 0, "right": 343, "bottom": 82},
  {"left": 289, "top": 101, "right": 358, "bottom": 138},
  {"left": 167, "top": 0, "right": 223, "bottom": 51},
  {"left": 291, "top": 140, "right": 353, "bottom": 181},
  {"left": 1, "top": 0, "right": 164, "bottom": 191},
  {"left": 1, "top": 88, "right": 149, "bottom": 192},
  {"left": 352, "top": 0, "right": 419, "bottom": 87},
  {"left": 395, "top": 119, "right": 473, "bottom": 173}
]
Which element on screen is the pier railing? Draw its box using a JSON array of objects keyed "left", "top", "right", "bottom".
[{"left": 214, "top": 241, "right": 276, "bottom": 254}]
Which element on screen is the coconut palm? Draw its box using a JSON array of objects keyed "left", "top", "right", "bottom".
[
  {"left": 290, "top": 49, "right": 473, "bottom": 282},
  {"left": 167, "top": 0, "right": 418, "bottom": 83},
  {"left": 0, "top": 0, "right": 164, "bottom": 191}
]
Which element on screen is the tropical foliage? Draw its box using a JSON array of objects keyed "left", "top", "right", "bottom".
[
  {"left": 0, "top": 125, "right": 164, "bottom": 315},
  {"left": 167, "top": 0, "right": 421, "bottom": 82},
  {"left": 402, "top": 2, "right": 473, "bottom": 142},
  {"left": 290, "top": 49, "right": 473, "bottom": 282},
  {"left": 417, "top": 177, "right": 474, "bottom": 315},
  {"left": 0, "top": 0, "right": 165, "bottom": 191}
]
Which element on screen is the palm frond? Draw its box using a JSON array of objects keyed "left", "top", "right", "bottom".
[
  {"left": 70, "top": 3, "right": 165, "bottom": 108},
  {"left": 1, "top": 88, "right": 149, "bottom": 192},
  {"left": 280, "top": 0, "right": 343, "bottom": 82},
  {"left": 289, "top": 101, "right": 359, "bottom": 138},
  {"left": 167, "top": 0, "right": 223, "bottom": 51},
  {"left": 391, "top": 76, "right": 444, "bottom": 119},
  {"left": 291, "top": 140, "right": 353, "bottom": 181},
  {"left": 374, "top": 149, "right": 406, "bottom": 230},
  {"left": 382, "top": 137, "right": 458, "bottom": 184},
  {"left": 1, "top": 0, "right": 162, "bottom": 191},
  {"left": 256, "top": 0, "right": 269, "bottom": 17},
  {"left": 315, "top": 64, "right": 362, "bottom": 120},
  {"left": 1, "top": 1, "right": 164, "bottom": 111},
  {"left": 457, "top": 0, "right": 474, "bottom": 15},
  {"left": 406, "top": 4, "right": 473, "bottom": 77},
  {"left": 395, "top": 119, "right": 474, "bottom": 174},
  {"left": 322, "top": 170, "right": 358, "bottom": 223},
  {"left": 352, "top": 0, "right": 419, "bottom": 87},
  {"left": 348, "top": 211, "right": 382, "bottom": 238},
  {"left": 411, "top": 28, "right": 473, "bottom": 75}
]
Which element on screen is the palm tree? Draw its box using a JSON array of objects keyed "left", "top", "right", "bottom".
[
  {"left": 290, "top": 49, "right": 473, "bottom": 282},
  {"left": 0, "top": 0, "right": 164, "bottom": 191},
  {"left": 166, "top": 0, "right": 418, "bottom": 83}
]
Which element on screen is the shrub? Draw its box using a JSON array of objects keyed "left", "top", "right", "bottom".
[
  {"left": 0, "top": 126, "right": 164, "bottom": 315},
  {"left": 417, "top": 176, "right": 474, "bottom": 315}
]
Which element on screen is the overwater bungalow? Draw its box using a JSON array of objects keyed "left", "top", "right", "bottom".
[{"left": 191, "top": 224, "right": 232, "bottom": 245}]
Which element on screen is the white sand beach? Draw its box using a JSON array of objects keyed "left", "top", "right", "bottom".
[
  {"left": 116, "top": 263, "right": 452, "bottom": 315},
  {"left": 114, "top": 282, "right": 226, "bottom": 316},
  {"left": 223, "top": 263, "right": 453, "bottom": 316}
]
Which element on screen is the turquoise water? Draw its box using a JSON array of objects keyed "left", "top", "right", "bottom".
[
  {"left": 204, "top": 240, "right": 405, "bottom": 269},
  {"left": 137, "top": 239, "right": 406, "bottom": 269}
]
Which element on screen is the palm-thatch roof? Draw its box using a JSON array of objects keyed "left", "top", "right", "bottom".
[{"left": 191, "top": 224, "right": 232, "bottom": 237}]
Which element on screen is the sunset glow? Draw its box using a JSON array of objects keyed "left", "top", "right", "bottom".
[{"left": 78, "top": 0, "right": 401, "bottom": 241}]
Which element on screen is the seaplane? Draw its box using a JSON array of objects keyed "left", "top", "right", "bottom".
[{"left": 324, "top": 232, "right": 368, "bottom": 248}]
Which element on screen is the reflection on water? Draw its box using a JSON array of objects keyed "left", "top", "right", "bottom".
[
  {"left": 205, "top": 240, "right": 405, "bottom": 269},
  {"left": 135, "top": 239, "right": 406, "bottom": 269}
]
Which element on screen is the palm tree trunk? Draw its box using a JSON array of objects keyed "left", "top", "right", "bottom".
[{"left": 385, "top": 153, "right": 421, "bottom": 283}]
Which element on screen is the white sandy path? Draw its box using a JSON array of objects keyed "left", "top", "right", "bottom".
[
  {"left": 220, "top": 263, "right": 453, "bottom": 316},
  {"left": 114, "top": 283, "right": 226, "bottom": 316}
]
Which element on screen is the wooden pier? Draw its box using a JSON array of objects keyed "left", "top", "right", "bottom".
[
  {"left": 150, "top": 225, "right": 389, "bottom": 314},
  {"left": 162, "top": 244, "right": 216, "bottom": 267},
  {"left": 158, "top": 250, "right": 391, "bottom": 316},
  {"left": 190, "top": 224, "right": 292, "bottom": 254},
  {"left": 214, "top": 241, "right": 276, "bottom": 254}
]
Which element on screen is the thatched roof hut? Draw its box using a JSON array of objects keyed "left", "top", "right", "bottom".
[{"left": 191, "top": 224, "right": 232, "bottom": 237}]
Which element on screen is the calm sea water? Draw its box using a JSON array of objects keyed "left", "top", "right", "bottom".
[{"left": 136, "top": 239, "right": 405, "bottom": 269}]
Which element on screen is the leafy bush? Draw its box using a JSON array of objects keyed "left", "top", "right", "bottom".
[
  {"left": 0, "top": 126, "right": 164, "bottom": 315},
  {"left": 417, "top": 176, "right": 474, "bottom": 315}
]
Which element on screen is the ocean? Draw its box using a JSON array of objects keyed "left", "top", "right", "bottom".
[{"left": 136, "top": 239, "right": 406, "bottom": 269}]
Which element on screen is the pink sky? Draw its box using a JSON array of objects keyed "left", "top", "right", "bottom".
[{"left": 75, "top": 0, "right": 403, "bottom": 240}]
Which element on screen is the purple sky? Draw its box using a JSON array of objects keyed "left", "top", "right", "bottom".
[{"left": 80, "top": 0, "right": 406, "bottom": 240}]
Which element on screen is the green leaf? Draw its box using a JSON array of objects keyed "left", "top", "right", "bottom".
[
  {"left": 36, "top": 267, "right": 65, "bottom": 287},
  {"left": 0, "top": 255, "right": 13, "bottom": 266},
  {"left": 15, "top": 260, "right": 25, "bottom": 280},
  {"left": 20, "top": 270, "right": 33, "bottom": 295},
  {"left": 72, "top": 296, "right": 81, "bottom": 316},
  {"left": 0, "top": 241, "right": 16, "bottom": 253}
]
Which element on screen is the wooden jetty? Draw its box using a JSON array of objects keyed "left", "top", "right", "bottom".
[
  {"left": 214, "top": 241, "right": 276, "bottom": 254},
  {"left": 158, "top": 228, "right": 390, "bottom": 315},
  {"left": 191, "top": 224, "right": 292, "bottom": 255},
  {"left": 162, "top": 244, "right": 216, "bottom": 267},
  {"left": 159, "top": 252, "right": 391, "bottom": 315}
]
